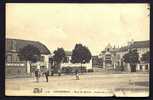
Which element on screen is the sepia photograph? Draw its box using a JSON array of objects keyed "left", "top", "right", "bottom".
[{"left": 5, "top": 3, "right": 150, "bottom": 97}]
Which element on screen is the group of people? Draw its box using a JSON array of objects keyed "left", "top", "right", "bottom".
[
  {"left": 34, "top": 68, "right": 80, "bottom": 83},
  {"left": 34, "top": 69, "right": 49, "bottom": 82}
]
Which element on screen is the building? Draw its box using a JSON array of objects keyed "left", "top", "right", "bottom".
[
  {"left": 5, "top": 38, "right": 50, "bottom": 77},
  {"left": 61, "top": 51, "right": 93, "bottom": 72},
  {"left": 130, "top": 40, "right": 149, "bottom": 59},
  {"left": 130, "top": 40, "right": 150, "bottom": 71},
  {"left": 98, "top": 44, "right": 118, "bottom": 71},
  {"left": 99, "top": 40, "right": 150, "bottom": 72}
]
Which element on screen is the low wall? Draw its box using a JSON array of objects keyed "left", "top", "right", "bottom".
[
  {"left": 5, "top": 61, "right": 28, "bottom": 78},
  {"left": 61, "top": 63, "right": 92, "bottom": 70}
]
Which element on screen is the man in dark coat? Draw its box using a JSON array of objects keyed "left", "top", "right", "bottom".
[
  {"left": 35, "top": 69, "right": 40, "bottom": 82},
  {"left": 44, "top": 70, "right": 49, "bottom": 82},
  {"left": 75, "top": 69, "right": 79, "bottom": 80}
]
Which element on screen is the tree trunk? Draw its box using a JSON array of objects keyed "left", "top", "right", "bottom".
[
  {"left": 121, "top": 61, "right": 124, "bottom": 71},
  {"left": 58, "top": 62, "right": 61, "bottom": 76},
  {"left": 81, "top": 63, "right": 82, "bottom": 73},
  {"left": 26, "top": 60, "right": 31, "bottom": 73}
]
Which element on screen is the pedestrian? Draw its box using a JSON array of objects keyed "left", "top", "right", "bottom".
[
  {"left": 58, "top": 69, "right": 61, "bottom": 76},
  {"left": 32, "top": 70, "right": 35, "bottom": 80},
  {"left": 51, "top": 66, "right": 54, "bottom": 76},
  {"left": 44, "top": 69, "right": 49, "bottom": 82},
  {"left": 35, "top": 69, "right": 40, "bottom": 82},
  {"left": 75, "top": 69, "right": 79, "bottom": 80}
]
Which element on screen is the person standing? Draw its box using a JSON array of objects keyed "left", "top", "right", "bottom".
[
  {"left": 58, "top": 69, "right": 61, "bottom": 76},
  {"left": 51, "top": 66, "right": 54, "bottom": 76},
  {"left": 35, "top": 69, "right": 40, "bottom": 82},
  {"left": 75, "top": 69, "right": 79, "bottom": 80},
  {"left": 44, "top": 70, "right": 49, "bottom": 82}
]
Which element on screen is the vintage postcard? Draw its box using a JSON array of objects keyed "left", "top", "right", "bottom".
[{"left": 5, "top": 3, "right": 150, "bottom": 97}]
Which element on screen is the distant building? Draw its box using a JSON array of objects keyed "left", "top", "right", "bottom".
[
  {"left": 99, "top": 40, "right": 150, "bottom": 72},
  {"left": 5, "top": 38, "right": 50, "bottom": 77},
  {"left": 130, "top": 40, "right": 150, "bottom": 71},
  {"left": 130, "top": 40, "right": 149, "bottom": 59},
  {"left": 99, "top": 44, "right": 117, "bottom": 71}
]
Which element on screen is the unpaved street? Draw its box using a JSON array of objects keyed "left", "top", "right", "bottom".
[{"left": 5, "top": 72, "right": 149, "bottom": 97}]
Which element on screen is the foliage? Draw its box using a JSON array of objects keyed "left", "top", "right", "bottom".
[
  {"left": 63, "top": 56, "right": 69, "bottom": 63},
  {"left": 71, "top": 43, "right": 92, "bottom": 64},
  {"left": 123, "top": 49, "right": 139, "bottom": 64},
  {"left": 123, "top": 49, "right": 140, "bottom": 72},
  {"left": 141, "top": 51, "right": 150, "bottom": 63},
  {"left": 18, "top": 44, "right": 41, "bottom": 62},
  {"left": 53, "top": 48, "right": 66, "bottom": 64}
]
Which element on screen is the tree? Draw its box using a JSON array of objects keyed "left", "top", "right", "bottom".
[
  {"left": 123, "top": 49, "right": 139, "bottom": 72},
  {"left": 141, "top": 51, "right": 150, "bottom": 63},
  {"left": 53, "top": 48, "right": 66, "bottom": 76},
  {"left": 18, "top": 44, "right": 41, "bottom": 73},
  {"left": 18, "top": 44, "right": 41, "bottom": 63},
  {"left": 71, "top": 44, "right": 92, "bottom": 73}
]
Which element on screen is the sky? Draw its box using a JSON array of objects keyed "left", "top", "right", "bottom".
[{"left": 6, "top": 3, "right": 150, "bottom": 55}]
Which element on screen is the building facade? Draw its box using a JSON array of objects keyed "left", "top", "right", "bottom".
[
  {"left": 99, "top": 40, "right": 149, "bottom": 72},
  {"left": 130, "top": 40, "right": 150, "bottom": 72},
  {"left": 5, "top": 38, "right": 50, "bottom": 77},
  {"left": 98, "top": 44, "right": 118, "bottom": 71}
]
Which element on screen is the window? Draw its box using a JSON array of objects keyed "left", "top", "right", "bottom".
[
  {"left": 12, "top": 40, "right": 16, "bottom": 50},
  {"left": 105, "top": 54, "right": 111, "bottom": 60},
  {"left": 105, "top": 60, "right": 112, "bottom": 64},
  {"left": 40, "top": 56, "right": 44, "bottom": 62},
  {"left": 145, "top": 65, "right": 148, "bottom": 70},
  {"left": 117, "top": 54, "right": 120, "bottom": 59},
  {"left": 140, "top": 65, "right": 142, "bottom": 70},
  {"left": 7, "top": 55, "right": 12, "bottom": 62},
  {"left": 12, "top": 54, "right": 16, "bottom": 62}
]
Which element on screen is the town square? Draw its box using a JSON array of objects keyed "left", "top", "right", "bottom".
[
  {"left": 6, "top": 71, "right": 149, "bottom": 96},
  {"left": 5, "top": 4, "right": 150, "bottom": 97}
]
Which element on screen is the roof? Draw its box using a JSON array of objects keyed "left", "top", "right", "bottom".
[
  {"left": 117, "top": 40, "right": 149, "bottom": 52},
  {"left": 118, "top": 46, "right": 129, "bottom": 52},
  {"left": 130, "top": 40, "right": 149, "bottom": 49},
  {"left": 100, "top": 40, "right": 149, "bottom": 55},
  {"left": 6, "top": 38, "right": 50, "bottom": 54},
  {"left": 101, "top": 48, "right": 118, "bottom": 54}
]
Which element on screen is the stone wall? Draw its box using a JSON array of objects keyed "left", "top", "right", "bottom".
[{"left": 5, "top": 62, "right": 27, "bottom": 78}]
